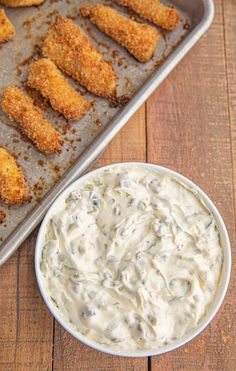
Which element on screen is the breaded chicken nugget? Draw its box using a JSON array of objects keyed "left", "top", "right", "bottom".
[
  {"left": 115, "top": 0, "right": 180, "bottom": 30},
  {"left": 0, "top": 0, "right": 44, "bottom": 7},
  {"left": 79, "top": 4, "right": 159, "bottom": 62},
  {"left": 0, "top": 9, "right": 15, "bottom": 43},
  {"left": 43, "top": 16, "right": 118, "bottom": 98},
  {"left": 2, "top": 87, "right": 63, "bottom": 154},
  {"left": 28, "top": 59, "right": 90, "bottom": 121},
  {"left": 0, "top": 147, "right": 28, "bottom": 204}
]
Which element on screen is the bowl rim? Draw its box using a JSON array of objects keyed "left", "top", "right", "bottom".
[{"left": 35, "top": 162, "right": 231, "bottom": 358}]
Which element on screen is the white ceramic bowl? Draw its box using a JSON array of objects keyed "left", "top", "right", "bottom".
[{"left": 35, "top": 163, "right": 231, "bottom": 357}]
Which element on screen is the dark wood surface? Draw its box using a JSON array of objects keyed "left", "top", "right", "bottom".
[{"left": 0, "top": 0, "right": 235, "bottom": 369}]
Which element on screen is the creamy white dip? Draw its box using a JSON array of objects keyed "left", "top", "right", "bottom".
[{"left": 40, "top": 166, "right": 223, "bottom": 351}]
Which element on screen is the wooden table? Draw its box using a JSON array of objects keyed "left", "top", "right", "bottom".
[{"left": 1, "top": 1, "right": 235, "bottom": 370}]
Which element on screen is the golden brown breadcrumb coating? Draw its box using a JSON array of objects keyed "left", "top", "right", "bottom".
[
  {"left": 79, "top": 4, "right": 159, "bottom": 62},
  {"left": 115, "top": 0, "right": 180, "bottom": 30},
  {"left": 0, "top": 9, "right": 15, "bottom": 43},
  {"left": 0, "top": 0, "right": 44, "bottom": 7},
  {"left": 43, "top": 16, "right": 118, "bottom": 98},
  {"left": 2, "top": 87, "right": 63, "bottom": 154},
  {"left": 0, "top": 147, "right": 28, "bottom": 204},
  {"left": 28, "top": 59, "right": 90, "bottom": 121}
]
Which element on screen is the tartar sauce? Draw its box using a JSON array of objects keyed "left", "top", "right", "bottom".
[{"left": 40, "top": 167, "right": 223, "bottom": 350}]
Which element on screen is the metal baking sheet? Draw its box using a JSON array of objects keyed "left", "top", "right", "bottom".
[{"left": 0, "top": 0, "right": 214, "bottom": 265}]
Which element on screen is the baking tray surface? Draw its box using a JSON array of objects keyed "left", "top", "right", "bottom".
[{"left": 0, "top": 0, "right": 214, "bottom": 264}]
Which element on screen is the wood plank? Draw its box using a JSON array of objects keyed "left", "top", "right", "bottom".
[
  {"left": 222, "top": 1, "right": 236, "bottom": 368},
  {"left": 0, "top": 253, "right": 18, "bottom": 371},
  {"left": 148, "top": 1, "right": 236, "bottom": 370},
  {"left": 53, "top": 106, "right": 148, "bottom": 370},
  {"left": 96, "top": 105, "right": 146, "bottom": 166},
  {"left": 223, "top": 1, "right": 236, "bottom": 205},
  {"left": 15, "top": 230, "right": 54, "bottom": 371}
]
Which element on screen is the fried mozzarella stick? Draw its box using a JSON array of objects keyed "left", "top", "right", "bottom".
[
  {"left": 79, "top": 4, "right": 159, "bottom": 62},
  {"left": 28, "top": 59, "right": 90, "bottom": 121},
  {"left": 0, "top": 0, "right": 44, "bottom": 7},
  {"left": 0, "top": 148, "right": 27, "bottom": 204},
  {"left": 115, "top": 0, "right": 180, "bottom": 30},
  {"left": 0, "top": 9, "right": 15, "bottom": 43},
  {"left": 43, "top": 16, "right": 118, "bottom": 98},
  {"left": 2, "top": 87, "right": 62, "bottom": 154}
]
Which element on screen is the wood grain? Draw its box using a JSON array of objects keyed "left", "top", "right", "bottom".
[
  {"left": 1, "top": 0, "right": 236, "bottom": 368},
  {"left": 0, "top": 253, "right": 18, "bottom": 369},
  {"left": 223, "top": 1, "right": 236, "bottom": 206},
  {"left": 53, "top": 106, "right": 148, "bottom": 371},
  {"left": 148, "top": 1, "right": 236, "bottom": 370},
  {"left": 95, "top": 105, "right": 146, "bottom": 166},
  {"left": 14, "top": 230, "right": 54, "bottom": 371}
]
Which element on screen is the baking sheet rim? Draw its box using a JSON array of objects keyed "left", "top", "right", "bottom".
[{"left": 0, "top": 0, "right": 215, "bottom": 266}]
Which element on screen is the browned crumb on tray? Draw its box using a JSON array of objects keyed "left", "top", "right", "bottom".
[
  {"left": 109, "top": 94, "right": 130, "bottom": 108},
  {"left": 19, "top": 44, "right": 42, "bottom": 67},
  {"left": 0, "top": 147, "right": 28, "bottom": 204},
  {"left": 0, "top": 210, "right": 6, "bottom": 223},
  {"left": 1, "top": 86, "right": 63, "bottom": 154},
  {"left": 43, "top": 16, "right": 118, "bottom": 98},
  {"left": 79, "top": 4, "right": 160, "bottom": 63},
  {"left": 24, "top": 85, "right": 50, "bottom": 111},
  {"left": 16, "top": 43, "right": 42, "bottom": 77},
  {"left": 28, "top": 58, "right": 90, "bottom": 121},
  {"left": 115, "top": 0, "right": 180, "bottom": 30},
  {"left": 0, "top": 9, "right": 15, "bottom": 43},
  {"left": 183, "top": 21, "right": 191, "bottom": 30},
  {"left": 0, "top": 0, "right": 44, "bottom": 7}
]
